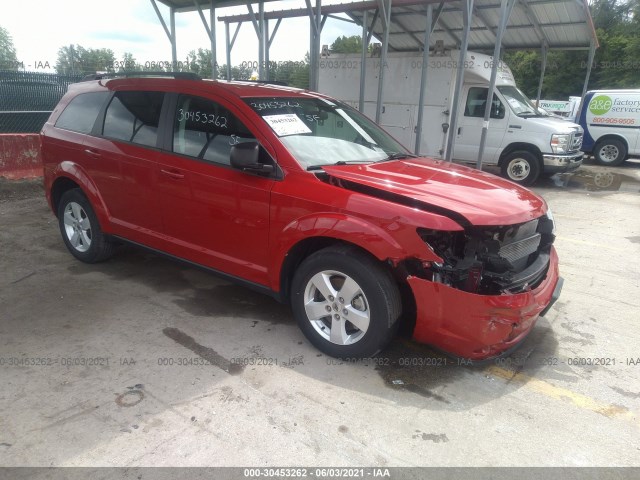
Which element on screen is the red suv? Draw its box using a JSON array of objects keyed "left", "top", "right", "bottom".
[{"left": 41, "top": 73, "right": 562, "bottom": 360}]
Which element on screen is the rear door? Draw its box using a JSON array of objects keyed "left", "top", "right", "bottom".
[
  {"left": 87, "top": 90, "right": 166, "bottom": 239},
  {"left": 155, "top": 92, "right": 276, "bottom": 286}
]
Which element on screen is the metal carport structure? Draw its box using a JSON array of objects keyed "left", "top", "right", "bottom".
[{"left": 151, "top": 0, "right": 598, "bottom": 169}]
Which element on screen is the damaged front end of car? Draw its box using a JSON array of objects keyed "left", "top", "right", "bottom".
[
  {"left": 418, "top": 212, "right": 555, "bottom": 295},
  {"left": 405, "top": 211, "right": 562, "bottom": 360}
]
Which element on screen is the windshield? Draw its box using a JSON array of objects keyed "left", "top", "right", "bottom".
[
  {"left": 498, "top": 86, "right": 544, "bottom": 117},
  {"left": 244, "top": 97, "right": 410, "bottom": 169}
]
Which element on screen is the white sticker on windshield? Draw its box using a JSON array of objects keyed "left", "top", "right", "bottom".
[{"left": 263, "top": 114, "right": 312, "bottom": 137}]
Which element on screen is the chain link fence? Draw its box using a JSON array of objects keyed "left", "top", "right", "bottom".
[
  {"left": 0, "top": 64, "right": 311, "bottom": 134},
  {"left": 0, "top": 70, "right": 84, "bottom": 133}
]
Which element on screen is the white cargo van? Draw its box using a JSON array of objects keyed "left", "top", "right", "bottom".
[
  {"left": 577, "top": 89, "right": 640, "bottom": 165},
  {"left": 319, "top": 50, "right": 584, "bottom": 185}
]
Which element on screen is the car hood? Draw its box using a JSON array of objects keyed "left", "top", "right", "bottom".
[
  {"left": 518, "top": 116, "right": 583, "bottom": 133},
  {"left": 322, "top": 158, "right": 547, "bottom": 226}
]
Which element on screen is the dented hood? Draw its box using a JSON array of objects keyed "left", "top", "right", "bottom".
[{"left": 322, "top": 158, "right": 547, "bottom": 226}]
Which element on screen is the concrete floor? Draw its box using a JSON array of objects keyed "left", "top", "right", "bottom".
[{"left": 0, "top": 160, "right": 639, "bottom": 467}]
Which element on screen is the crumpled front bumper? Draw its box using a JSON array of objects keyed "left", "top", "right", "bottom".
[{"left": 408, "top": 247, "right": 561, "bottom": 360}]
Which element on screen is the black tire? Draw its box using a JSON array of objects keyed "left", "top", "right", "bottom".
[
  {"left": 500, "top": 151, "right": 541, "bottom": 186},
  {"left": 594, "top": 138, "right": 627, "bottom": 166},
  {"left": 291, "top": 245, "right": 401, "bottom": 358},
  {"left": 57, "top": 189, "right": 115, "bottom": 263}
]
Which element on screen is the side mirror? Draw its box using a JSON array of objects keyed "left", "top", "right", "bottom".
[{"left": 230, "top": 141, "right": 274, "bottom": 174}]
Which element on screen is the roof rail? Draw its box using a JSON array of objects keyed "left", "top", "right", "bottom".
[
  {"left": 81, "top": 71, "right": 202, "bottom": 82},
  {"left": 244, "top": 80, "right": 289, "bottom": 87}
]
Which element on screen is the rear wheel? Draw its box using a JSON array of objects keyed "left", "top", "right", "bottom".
[
  {"left": 501, "top": 151, "right": 541, "bottom": 186},
  {"left": 57, "top": 189, "right": 114, "bottom": 263},
  {"left": 291, "top": 245, "right": 401, "bottom": 358},
  {"left": 594, "top": 138, "right": 627, "bottom": 166}
]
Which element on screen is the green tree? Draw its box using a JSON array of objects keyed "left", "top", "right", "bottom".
[
  {"left": 505, "top": 0, "right": 640, "bottom": 99},
  {"left": 0, "top": 26, "right": 19, "bottom": 70},
  {"left": 118, "top": 52, "right": 138, "bottom": 71},
  {"left": 55, "top": 45, "right": 116, "bottom": 75},
  {"left": 330, "top": 35, "right": 364, "bottom": 54}
]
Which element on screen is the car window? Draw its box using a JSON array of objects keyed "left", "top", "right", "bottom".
[
  {"left": 55, "top": 92, "right": 109, "bottom": 134},
  {"left": 244, "top": 97, "right": 408, "bottom": 168},
  {"left": 172, "top": 95, "right": 255, "bottom": 165},
  {"left": 464, "top": 87, "right": 505, "bottom": 119},
  {"left": 103, "top": 91, "right": 165, "bottom": 147}
]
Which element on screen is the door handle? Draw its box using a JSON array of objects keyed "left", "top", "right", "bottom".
[
  {"left": 457, "top": 127, "right": 462, "bottom": 135},
  {"left": 160, "top": 169, "right": 185, "bottom": 179},
  {"left": 84, "top": 149, "right": 101, "bottom": 158}
]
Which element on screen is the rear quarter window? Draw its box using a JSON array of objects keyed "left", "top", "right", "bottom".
[{"left": 55, "top": 91, "right": 109, "bottom": 134}]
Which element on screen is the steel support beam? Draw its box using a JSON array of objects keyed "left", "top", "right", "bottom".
[
  {"left": 367, "top": 9, "right": 379, "bottom": 44},
  {"left": 211, "top": 0, "right": 217, "bottom": 79},
  {"left": 265, "top": 17, "right": 281, "bottom": 81},
  {"left": 327, "top": 14, "right": 357, "bottom": 24},
  {"left": 170, "top": 7, "right": 177, "bottom": 67},
  {"left": 476, "top": 0, "right": 515, "bottom": 170},
  {"left": 195, "top": 0, "right": 217, "bottom": 79},
  {"left": 306, "top": 0, "right": 322, "bottom": 91},
  {"left": 225, "top": 21, "right": 242, "bottom": 80},
  {"left": 445, "top": 0, "right": 473, "bottom": 162},
  {"left": 581, "top": 39, "right": 596, "bottom": 99},
  {"left": 265, "top": 19, "right": 270, "bottom": 80},
  {"left": 359, "top": 10, "right": 369, "bottom": 112},
  {"left": 535, "top": 45, "right": 548, "bottom": 106},
  {"left": 259, "top": 2, "right": 265, "bottom": 79},
  {"left": 225, "top": 22, "right": 232, "bottom": 80},
  {"left": 518, "top": 0, "right": 550, "bottom": 48},
  {"left": 375, "top": 0, "right": 392, "bottom": 123},
  {"left": 150, "top": 0, "right": 178, "bottom": 68},
  {"left": 247, "top": 3, "right": 266, "bottom": 79},
  {"left": 414, "top": 4, "right": 433, "bottom": 154},
  {"left": 269, "top": 18, "right": 282, "bottom": 45}
]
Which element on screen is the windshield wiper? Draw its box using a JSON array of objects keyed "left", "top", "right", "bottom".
[
  {"left": 518, "top": 112, "right": 544, "bottom": 118},
  {"left": 307, "top": 160, "right": 369, "bottom": 171},
  {"left": 376, "top": 152, "right": 419, "bottom": 163}
]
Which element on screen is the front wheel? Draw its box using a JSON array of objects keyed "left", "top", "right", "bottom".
[
  {"left": 57, "top": 189, "right": 115, "bottom": 263},
  {"left": 594, "top": 138, "right": 627, "bottom": 166},
  {"left": 500, "top": 151, "right": 541, "bottom": 186},
  {"left": 291, "top": 245, "right": 401, "bottom": 358}
]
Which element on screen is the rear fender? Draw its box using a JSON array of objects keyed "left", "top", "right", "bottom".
[{"left": 51, "top": 161, "right": 111, "bottom": 231}]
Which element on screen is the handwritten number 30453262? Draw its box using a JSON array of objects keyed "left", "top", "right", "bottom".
[{"left": 178, "top": 109, "right": 228, "bottom": 128}]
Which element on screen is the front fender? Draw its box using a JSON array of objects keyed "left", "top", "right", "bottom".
[
  {"left": 269, "top": 212, "right": 441, "bottom": 291},
  {"left": 51, "top": 161, "right": 111, "bottom": 231}
]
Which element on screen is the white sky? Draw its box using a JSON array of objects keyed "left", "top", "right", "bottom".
[{"left": 2, "top": 0, "right": 363, "bottom": 72}]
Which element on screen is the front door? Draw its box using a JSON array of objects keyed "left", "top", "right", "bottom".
[
  {"left": 454, "top": 85, "right": 508, "bottom": 164},
  {"left": 155, "top": 93, "right": 275, "bottom": 286}
]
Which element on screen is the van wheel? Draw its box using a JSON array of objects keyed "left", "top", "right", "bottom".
[
  {"left": 594, "top": 138, "right": 626, "bottom": 166},
  {"left": 58, "top": 189, "right": 115, "bottom": 263},
  {"left": 291, "top": 245, "right": 401, "bottom": 358},
  {"left": 501, "top": 151, "right": 541, "bottom": 186}
]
